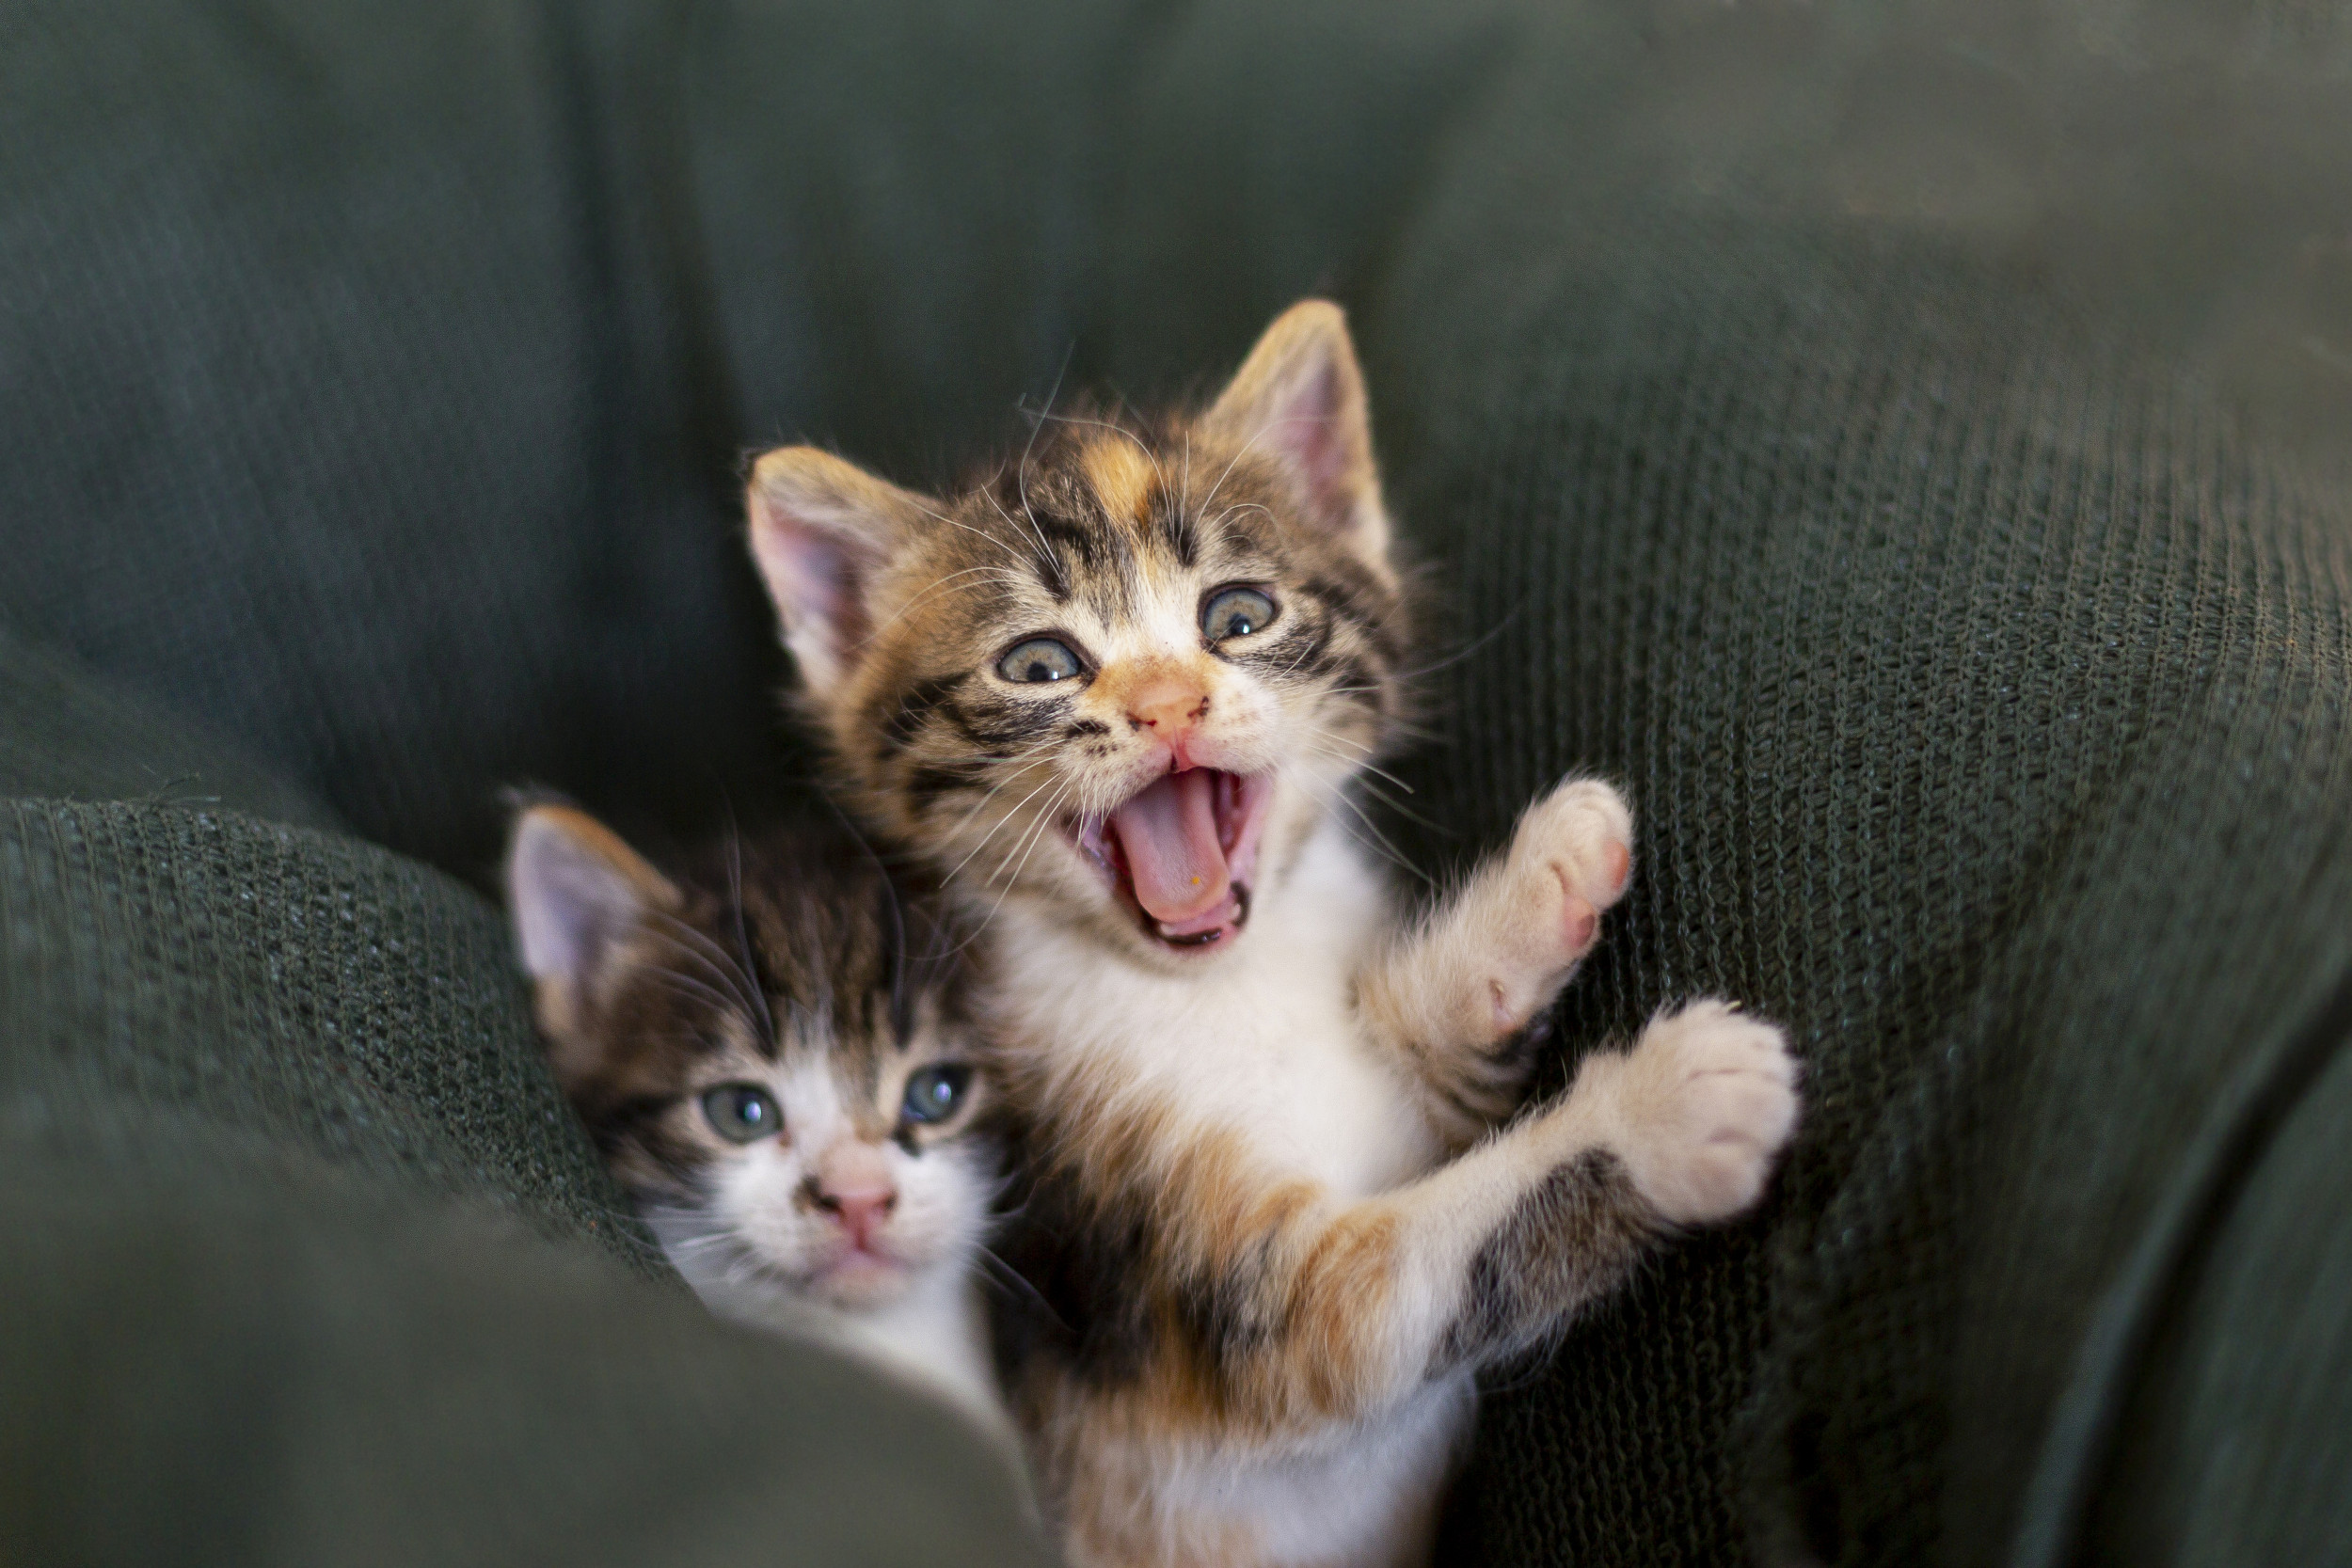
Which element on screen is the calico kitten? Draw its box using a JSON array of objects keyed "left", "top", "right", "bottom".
[
  {"left": 743, "top": 301, "right": 1800, "bottom": 1567},
  {"left": 504, "top": 803, "right": 1008, "bottom": 1429}
]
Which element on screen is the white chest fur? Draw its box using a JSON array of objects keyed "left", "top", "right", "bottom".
[{"left": 993, "top": 822, "right": 1444, "bottom": 1199}]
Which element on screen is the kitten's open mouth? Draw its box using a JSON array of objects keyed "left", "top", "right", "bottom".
[{"left": 1073, "top": 768, "right": 1272, "bottom": 952}]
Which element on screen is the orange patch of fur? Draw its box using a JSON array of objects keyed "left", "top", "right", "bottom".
[
  {"left": 1090, "top": 650, "right": 1218, "bottom": 723},
  {"left": 1078, "top": 433, "right": 1158, "bottom": 527}
]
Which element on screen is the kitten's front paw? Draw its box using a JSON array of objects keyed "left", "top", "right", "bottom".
[
  {"left": 1481, "top": 780, "right": 1635, "bottom": 1035},
  {"left": 1585, "top": 999, "right": 1799, "bottom": 1227}
]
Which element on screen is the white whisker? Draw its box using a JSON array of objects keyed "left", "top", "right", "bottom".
[{"left": 944, "top": 766, "right": 1070, "bottom": 887}]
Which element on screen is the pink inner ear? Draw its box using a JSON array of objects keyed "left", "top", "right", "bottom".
[
  {"left": 1272, "top": 359, "right": 1356, "bottom": 531},
  {"left": 755, "top": 503, "right": 869, "bottom": 674},
  {"left": 511, "top": 820, "right": 639, "bottom": 986}
]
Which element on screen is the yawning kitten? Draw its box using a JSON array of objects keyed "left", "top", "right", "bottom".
[
  {"left": 504, "top": 803, "right": 1008, "bottom": 1429},
  {"left": 744, "top": 301, "right": 1800, "bottom": 1566}
]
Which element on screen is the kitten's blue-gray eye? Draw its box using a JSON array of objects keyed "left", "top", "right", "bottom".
[
  {"left": 901, "top": 1064, "right": 974, "bottom": 1126},
  {"left": 1202, "top": 586, "right": 1277, "bottom": 642},
  {"left": 702, "top": 1084, "right": 781, "bottom": 1144},
  {"left": 997, "top": 638, "right": 1083, "bottom": 685}
]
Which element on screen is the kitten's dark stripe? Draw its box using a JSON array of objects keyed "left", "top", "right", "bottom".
[
  {"left": 1419, "top": 1019, "right": 1542, "bottom": 1128},
  {"left": 1028, "top": 541, "right": 1073, "bottom": 602},
  {"left": 1153, "top": 487, "right": 1199, "bottom": 567},
  {"left": 1242, "top": 619, "right": 1334, "bottom": 683},
  {"left": 1005, "top": 478, "right": 1120, "bottom": 591},
  {"left": 1173, "top": 1234, "right": 1281, "bottom": 1367},
  {"left": 989, "top": 476, "right": 1074, "bottom": 601},
  {"left": 904, "top": 762, "right": 988, "bottom": 803},
  {"left": 1037, "top": 514, "right": 1107, "bottom": 574},
  {"left": 594, "top": 1092, "right": 683, "bottom": 1141},
  {"left": 994, "top": 1175, "right": 1163, "bottom": 1389},
  {"left": 945, "top": 692, "right": 1066, "bottom": 750},
  {"left": 1428, "top": 1151, "right": 1655, "bottom": 1378},
  {"left": 592, "top": 1094, "right": 703, "bottom": 1185},
  {"left": 1298, "top": 574, "right": 1385, "bottom": 641},
  {"left": 738, "top": 937, "right": 787, "bottom": 1061},
  {"left": 883, "top": 673, "right": 969, "bottom": 753}
]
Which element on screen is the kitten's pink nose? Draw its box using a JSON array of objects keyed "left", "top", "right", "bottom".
[
  {"left": 1127, "top": 677, "right": 1208, "bottom": 751},
  {"left": 809, "top": 1142, "right": 898, "bottom": 1251}
]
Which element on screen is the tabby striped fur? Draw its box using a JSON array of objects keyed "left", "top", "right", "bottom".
[
  {"left": 504, "top": 806, "right": 1010, "bottom": 1431},
  {"left": 746, "top": 301, "right": 1801, "bottom": 1566}
]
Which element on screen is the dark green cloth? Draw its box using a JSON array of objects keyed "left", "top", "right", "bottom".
[
  {"left": 5, "top": 0, "right": 2350, "bottom": 1564},
  {"left": 2086, "top": 984, "right": 2352, "bottom": 1568},
  {"left": 0, "top": 0, "right": 809, "bottom": 879},
  {"left": 0, "top": 1115, "right": 1044, "bottom": 1568},
  {"left": 0, "top": 627, "right": 341, "bottom": 831}
]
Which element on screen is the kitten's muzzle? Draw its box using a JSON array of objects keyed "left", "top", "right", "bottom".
[{"left": 1126, "top": 674, "right": 1210, "bottom": 751}]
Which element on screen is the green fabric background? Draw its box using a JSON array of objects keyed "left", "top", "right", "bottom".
[{"left": 5, "top": 1, "right": 2349, "bottom": 1564}]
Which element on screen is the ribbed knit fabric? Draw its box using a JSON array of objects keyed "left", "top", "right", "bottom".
[
  {"left": 0, "top": 796, "right": 636, "bottom": 1249},
  {"left": 5, "top": 1, "right": 2350, "bottom": 1564},
  {"left": 1384, "top": 212, "right": 2352, "bottom": 1565},
  {"left": 0, "top": 0, "right": 811, "bottom": 879}
]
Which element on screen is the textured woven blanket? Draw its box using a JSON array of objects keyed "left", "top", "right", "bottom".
[{"left": 4, "top": 2, "right": 2347, "bottom": 1562}]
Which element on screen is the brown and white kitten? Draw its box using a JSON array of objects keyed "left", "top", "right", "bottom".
[
  {"left": 504, "top": 803, "right": 1009, "bottom": 1431},
  {"left": 743, "top": 301, "right": 1801, "bottom": 1567}
]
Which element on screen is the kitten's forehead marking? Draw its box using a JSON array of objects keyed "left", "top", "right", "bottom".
[
  {"left": 1028, "top": 430, "right": 1224, "bottom": 630},
  {"left": 1079, "top": 435, "right": 1156, "bottom": 531}
]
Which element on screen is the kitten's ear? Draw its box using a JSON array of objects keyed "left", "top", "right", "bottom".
[
  {"left": 505, "top": 803, "right": 679, "bottom": 1087},
  {"left": 1200, "top": 299, "right": 1389, "bottom": 567},
  {"left": 746, "top": 446, "right": 938, "bottom": 700}
]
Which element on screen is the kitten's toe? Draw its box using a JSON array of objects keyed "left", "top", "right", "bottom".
[
  {"left": 1587, "top": 999, "right": 1800, "bottom": 1227},
  {"left": 1515, "top": 779, "right": 1635, "bottom": 930},
  {"left": 1479, "top": 781, "right": 1635, "bottom": 1032},
  {"left": 1515, "top": 780, "right": 1628, "bottom": 963}
]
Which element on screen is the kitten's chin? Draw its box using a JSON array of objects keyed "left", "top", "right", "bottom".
[
  {"left": 1065, "top": 767, "right": 1272, "bottom": 957},
  {"left": 811, "top": 1249, "right": 916, "bottom": 1309}
]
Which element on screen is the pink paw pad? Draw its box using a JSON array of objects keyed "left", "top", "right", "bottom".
[
  {"left": 1600, "top": 842, "right": 1630, "bottom": 901},
  {"left": 1562, "top": 895, "right": 1597, "bottom": 953}
]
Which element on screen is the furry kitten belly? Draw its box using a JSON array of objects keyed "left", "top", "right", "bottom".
[
  {"left": 1083, "top": 1373, "right": 1476, "bottom": 1568},
  {"left": 997, "top": 825, "right": 1440, "bottom": 1200}
]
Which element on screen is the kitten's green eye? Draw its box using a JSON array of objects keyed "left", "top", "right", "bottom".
[
  {"left": 997, "top": 638, "right": 1083, "bottom": 685},
  {"left": 1202, "top": 586, "right": 1277, "bottom": 642},
  {"left": 701, "top": 1084, "right": 781, "bottom": 1144},
  {"left": 901, "top": 1064, "right": 975, "bottom": 1126}
]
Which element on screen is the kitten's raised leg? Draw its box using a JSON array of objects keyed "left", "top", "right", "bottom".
[
  {"left": 1358, "top": 779, "right": 1635, "bottom": 1140},
  {"left": 1134, "top": 998, "right": 1799, "bottom": 1431}
]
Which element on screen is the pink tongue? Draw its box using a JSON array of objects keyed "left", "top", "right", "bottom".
[{"left": 1111, "top": 770, "right": 1231, "bottom": 925}]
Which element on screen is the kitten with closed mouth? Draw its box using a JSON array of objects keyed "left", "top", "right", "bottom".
[{"left": 503, "top": 802, "right": 1009, "bottom": 1433}]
